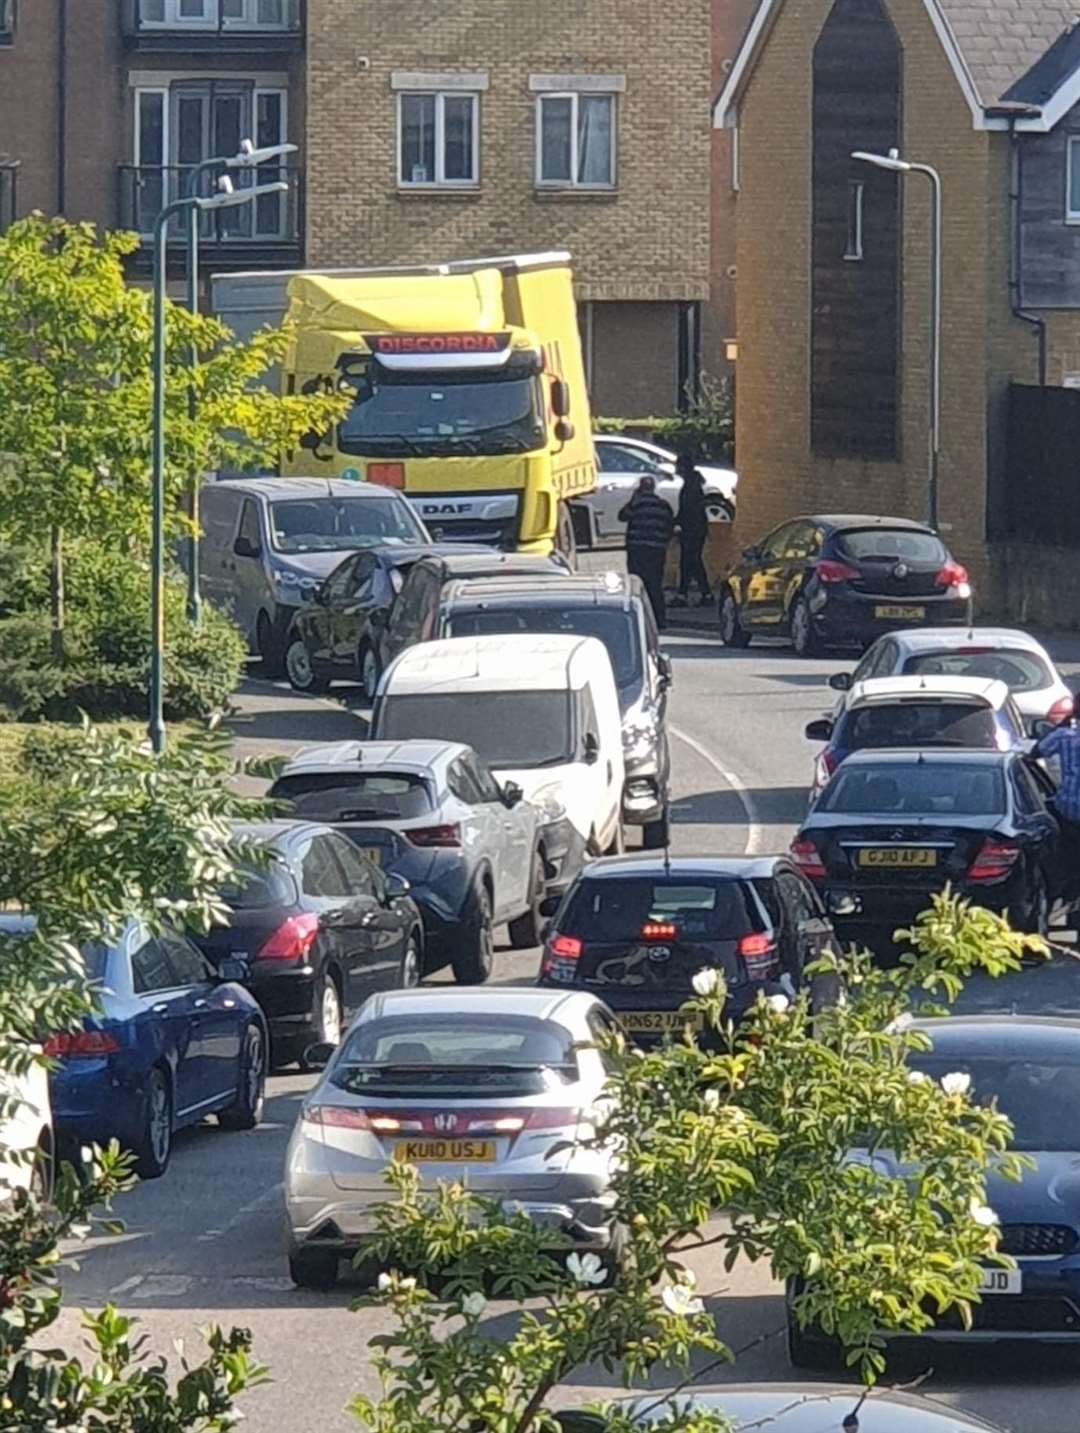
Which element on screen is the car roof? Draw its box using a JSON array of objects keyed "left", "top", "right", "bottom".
[
  {"left": 579, "top": 853, "right": 784, "bottom": 881},
  {"left": 889, "top": 627, "right": 1053, "bottom": 658},
  {"left": 811, "top": 513, "right": 937, "bottom": 532},
  {"left": 207, "top": 477, "right": 410, "bottom": 502},
  {"left": 373, "top": 542, "right": 492, "bottom": 568},
  {"left": 445, "top": 571, "right": 636, "bottom": 609},
  {"left": 847, "top": 675, "right": 1010, "bottom": 708},
  {"left": 277, "top": 739, "right": 467, "bottom": 776},
  {"left": 912, "top": 1014, "right": 1080, "bottom": 1062},
  {"left": 836, "top": 747, "right": 1012, "bottom": 769},
  {"left": 420, "top": 552, "right": 570, "bottom": 579},
  {"left": 355, "top": 985, "right": 599, "bottom": 1029},
  {"left": 605, "top": 1384, "right": 1003, "bottom": 1431},
  {"left": 382, "top": 634, "right": 608, "bottom": 692}
]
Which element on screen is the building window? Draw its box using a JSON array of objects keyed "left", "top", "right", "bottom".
[
  {"left": 138, "top": 0, "right": 294, "bottom": 25},
  {"left": 844, "top": 181, "right": 864, "bottom": 260},
  {"left": 1067, "top": 136, "right": 1080, "bottom": 223},
  {"left": 536, "top": 93, "right": 615, "bottom": 188},
  {"left": 0, "top": 0, "right": 15, "bottom": 43},
  {"left": 397, "top": 93, "right": 478, "bottom": 187}
]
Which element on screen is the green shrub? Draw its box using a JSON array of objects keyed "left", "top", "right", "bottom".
[{"left": 595, "top": 373, "right": 734, "bottom": 465}]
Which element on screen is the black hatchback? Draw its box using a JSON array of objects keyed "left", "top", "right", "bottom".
[
  {"left": 537, "top": 855, "right": 837, "bottom": 1041},
  {"left": 717, "top": 514, "right": 973, "bottom": 656}
]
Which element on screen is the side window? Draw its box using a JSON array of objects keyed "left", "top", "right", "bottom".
[
  {"left": 417, "top": 573, "right": 442, "bottom": 641},
  {"left": 1011, "top": 766, "right": 1039, "bottom": 816},
  {"left": 447, "top": 757, "right": 483, "bottom": 806},
  {"left": 759, "top": 524, "right": 793, "bottom": 560},
  {"left": 586, "top": 1009, "right": 620, "bottom": 1073},
  {"left": 1003, "top": 697, "right": 1026, "bottom": 742},
  {"left": 326, "top": 835, "right": 376, "bottom": 897},
  {"left": 600, "top": 443, "right": 660, "bottom": 475},
  {"left": 777, "top": 872, "right": 817, "bottom": 925},
  {"left": 466, "top": 753, "right": 503, "bottom": 803},
  {"left": 237, "top": 498, "right": 263, "bottom": 554},
  {"left": 351, "top": 553, "right": 379, "bottom": 601},
  {"left": 160, "top": 932, "right": 213, "bottom": 987},
  {"left": 131, "top": 937, "right": 177, "bottom": 995},
  {"left": 387, "top": 567, "right": 426, "bottom": 637},
  {"left": 782, "top": 521, "right": 816, "bottom": 561},
  {"left": 853, "top": 639, "right": 889, "bottom": 684},
  {"left": 300, "top": 836, "right": 351, "bottom": 899},
  {"left": 324, "top": 556, "right": 359, "bottom": 602}
]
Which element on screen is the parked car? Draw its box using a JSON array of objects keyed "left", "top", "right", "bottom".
[
  {"left": 196, "top": 477, "right": 430, "bottom": 673},
  {"left": 284, "top": 986, "right": 621, "bottom": 1289},
  {"left": 372, "top": 635, "right": 625, "bottom": 893},
  {"left": 804, "top": 675, "right": 1028, "bottom": 797},
  {"left": 828, "top": 626, "right": 1075, "bottom": 734},
  {"left": 538, "top": 854, "right": 837, "bottom": 1040},
  {"left": 441, "top": 572, "right": 674, "bottom": 846},
  {"left": 788, "top": 1015, "right": 1080, "bottom": 1362},
  {"left": 41, "top": 919, "right": 267, "bottom": 1180},
  {"left": 589, "top": 435, "right": 737, "bottom": 545},
  {"left": 718, "top": 514, "right": 972, "bottom": 655},
  {"left": 192, "top": 821, "right": 423, "bottom": 1068},
  {"left": 283, "top": 542, "right": 492, "bottom": 699},
  {"left": 268, "top": 741, "right": 546, "bottom": 984},
  {"left": 0, "top": 1052, "right": 53, "bottom": 1202},
  {"left": 792, "top": 748, "right": 1064, "bottom": 950}
]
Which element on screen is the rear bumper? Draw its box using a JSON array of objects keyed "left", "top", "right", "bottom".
[
  {"left": 826, "top": 873, "right": 1031, "bottom": 951},
  {"left": 51, "top": 1058, "right": 144, "bottom": 1152},
  {"left": 808, "top": 587, "right": 972, "bottom": 645}
]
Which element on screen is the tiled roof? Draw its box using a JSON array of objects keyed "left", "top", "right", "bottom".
[{"left": 939, "top": 0, "right": 1077, "bottom": 104}]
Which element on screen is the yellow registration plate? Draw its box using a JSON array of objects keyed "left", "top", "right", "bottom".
[
  {"left": 857, "top": 848, "right": 938, "bottom": 869},
  {"left": 357, "top": 846, "right": 383, "bottom": 868},
  {"left": 621, "top": 1011, "right": 703, "bottom": 1034},
  {"left": 874, "top": 604, "right": 925, "bottom": 620},
  {"left": 394, "top": 1138, "right": 496, "bottom": 1163}
]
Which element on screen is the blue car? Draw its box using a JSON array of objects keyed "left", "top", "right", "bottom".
[{"left": 46, "top": 921, "right": 267, "bottom": 1180}]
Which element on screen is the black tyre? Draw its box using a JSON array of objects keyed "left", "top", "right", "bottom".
[
  {"left": 257, "top": 611, "right": 285, "bottom": 678},
  {"left": 507, "top": 848, "right": 546, "bottom": 950},
  {"left": 219, "top": 1025, "right": 267, "bottom": 1132},
  {"left": 132, "top": 1066, "right": 172, "bottom": 1180},
  {"left": 285, "top": 637, "right": 327, "bottom": 694},
  {"left": 288, "top": 1246, "right": 339, "bottom": 1291},
  {"left": 400, "top": 932, "right": 422, "bottom": 988},
  {"left": 719, "top": 589, "right": 751, "bottom": 648},
  {"left": 313, "top": 971, "right": 344, "bottom": 1046},
  {"left": 789, "top": 596, "right": 820, "bottom": 657},
  {"left": 641, "top": 813, "right": 670, "bottom": 849},
  {"left": 452, "top": 883, "right": 495, "bottom": 984},
  {"left": 358, "top": 642, "right": 381, "bottom": 703}
]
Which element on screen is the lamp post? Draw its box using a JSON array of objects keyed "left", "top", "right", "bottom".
[
  {"left": 183, "top": 139, "right": 298, "bottom": 625},
  {"left": 149, "top": 176, "right": 289, "bottom": 756},
  {"left": 852, "top": 148, "right": 942, "bottom": 532}
]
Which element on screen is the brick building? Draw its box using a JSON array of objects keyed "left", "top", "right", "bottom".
[
  {"left": 304, "top": 0, "right": 713, "bottom": 418},
  {"left": 715, "top": 0, "right": 1080, "bottom": 622}
]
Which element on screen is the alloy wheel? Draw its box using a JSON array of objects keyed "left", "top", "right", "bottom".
[
  {"left": 320, "top": 979, "right": 342, "bottom": 1046},
  {"left": 401, "top": 938, "right": 422, "bottom": 988},
  {"left": 247, "top": 1030, "right": 265, "bottom": 1110},
  {"left": 149, "top": 1077, "right": 171, "bottom": 1167},
  {"left": 361, "top": 647, "right": 379, "bottom": 702},
  {"left": 286, "top": 641, "right": 314, "bottom": 691}
]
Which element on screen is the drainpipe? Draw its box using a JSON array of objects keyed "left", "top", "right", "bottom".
[
  {"left": 56, "top": 0, "right": 67, "bottom": 214},
  {"left": 1001, "top": 108, "right": 1046, "bottom": 384}
]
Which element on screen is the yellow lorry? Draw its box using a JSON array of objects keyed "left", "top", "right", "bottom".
[{"left": 211, "top": 252, "right": 595, "bottom": 553}]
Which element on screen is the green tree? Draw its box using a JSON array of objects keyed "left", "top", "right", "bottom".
[{"left": 0, "top": 214, "right": 347, "bottom": 658}]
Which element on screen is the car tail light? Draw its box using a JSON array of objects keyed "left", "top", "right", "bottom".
[
  {"left": 935, "top": 561, "right": 971, "bottom": 595},
  {"left": 815, "top": 751, "right": 838, "bottom": 790},
  {"left": 790, "top": 838, "right": 827, "bottom": 880},
  {"left": 540, "top": 934, "right": 582, "bottom": 981},
  {"left": 1047, "top": 695, "right": 1075, "bottom": 725},
  {"left": 816, "top": 559, "right": 860, "bottom": 584},
  {"left": 405, "top": 824, "right": 462, "bottom": 848},
  {"left": 304, "top": 1105, "right": 372, "bottom": 1131},
  {"left": 641, "top": 922, "right": 677, "bottom": 942},
  {"left": 738, "top": 932, "right": 780, "bottom": 981},
  {"left": 468, "top": 1108, "right": 578, "bottom": 1133},
  {"left": 43, "top": 1029, "right": 119, "bottom": 1058},
  {"left": 256, "top": 911, "right": 320, "bottom": 962},
  {"left": 966, "top": 838, "right": 1020, "bottom": 884}
]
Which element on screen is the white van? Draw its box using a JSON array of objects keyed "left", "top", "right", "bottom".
[{"left": 371, "top": 635, "right": 625, "bottom": 893}]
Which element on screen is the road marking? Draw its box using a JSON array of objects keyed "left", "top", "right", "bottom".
[
  {"left": 669, "top": 723, "right": 765, "bottom": 857},
  {"left": 196, "top": 1180, "right": 284, "bottom": 1244}
]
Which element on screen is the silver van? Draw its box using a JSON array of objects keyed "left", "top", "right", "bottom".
[{"left": 197, "top": 477, "right": 430, "bottom": 673}]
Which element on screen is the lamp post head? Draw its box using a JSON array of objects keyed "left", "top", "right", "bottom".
[
  {"left": 231, "top": 139, "right": 299, "bottom": 168},
  {"left": 851, "top": 148, "right": 911, "bottom": 173},
  {"left": 195, "top": 180, "right": 288, "bottom": 213}
]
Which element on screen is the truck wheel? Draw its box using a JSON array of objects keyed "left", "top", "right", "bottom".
[
  {"left": 452, "top": 883, "right": 494, "bottom": 984},
  {"left": 507, "top": 848, "right": 546, "bottom": 949}
]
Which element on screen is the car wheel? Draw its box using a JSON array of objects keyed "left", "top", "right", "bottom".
[
  {"left": 789, "top": 596, "right": 820, "bottom": 657},
  {"left": 218, "top": 1025, "right": 266, "bottom": 1132},
  {"left": 285, "top": 637, "right": 327, "bottom": 694},
  {"left": 132, "top": 1066, "right": 172, "bottom": 1180},
  {"left": 314, "top": 972, "right": 343, "bottom": 1046},
  {"left": 452, "top": 883, "right": 495, "bottom": 984},
  {"left": 719, "top": 589, "right": 751, "bottom": 648},
  {"left": 359, "top": 643, "right": 381, "bottom": 703},
  {"left": 507, "top": 847, "right": 546, "bottom": 950},
  {"left": 257, "top": 611, "right": 285, "bottom": 678},
  {"left": 1025, "top": 867, "right": 1050, "bottom": 937},
  {"left": 400, "top": 932, "right": 422, "bottom": 988},
  {"left": 642, "top": 812, "right": 670, "bottom": 849},
  {"left": 288, "top": 1246, "right": 339, "bottom": 1291}
]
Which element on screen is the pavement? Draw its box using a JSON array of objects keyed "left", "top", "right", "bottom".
[{"left": 44, "top": 617, "right": 1080, "bottom": 1433}]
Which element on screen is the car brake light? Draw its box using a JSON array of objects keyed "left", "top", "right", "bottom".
[
  {"left": 257, "top": 911, "right": 320, "bottom": 962},
  {"left": 541, "top": 933, "right": 582, "bottom": 980},
  {"left": 738, "top": 932, "right": 780, "bottom": 981},
  {"left": 406, "top": 824, "right": 462, "bottom": 848},
  {"left": 304, "top": 1105, "right": 372, "bottom": 1131},
  {"left": 967, "top": 839, "right": 1020, "bottom": 884},
  {"left": 641, "top": 922, "right": 677, "bottom": 941},
  {"left": 815, "top": 751, "right": 838, "bottom": 790},
  {"left": 816, "top": 559, "right": 860, "bottom": 584},
  {"left": 935, "top": 561, "right": 971, "bottom": 594},
  {"left": 1047, "top": 695, "right": 1075, "bottom": 725},
  {"left": 43, "top": 1029, "right": 120, "bottom": 1058},
  {"left": 790, "top": 838, "right": 827, "bottom": 880}
]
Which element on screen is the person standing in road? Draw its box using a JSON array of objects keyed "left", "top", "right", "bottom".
[
  {"left": 674, "top": 453, "right": 712, "bottom": 606},
  {"left": 1035, "top": 712, "right": 1080, "bottom": 896},
  {"left": 619, "top": 474, "right": 675, "bottom": 628}
]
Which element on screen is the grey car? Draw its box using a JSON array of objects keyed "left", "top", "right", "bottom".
[
  {"left": 196, "top": 477, "right": 430, "bottom": 673},
  {"left": 268, "top": 740, "right": 545, "bottom": 984},
  {"left": 283, "top": 986, "right": 620, "bottom": 1289}
]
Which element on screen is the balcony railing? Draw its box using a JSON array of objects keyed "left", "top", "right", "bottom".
[
  {"left": 121, "top": 0, "right": 303, "bottom": 51},
  {"left": 119, "top": 164, "right": 303, "bottom": 265},
  {"left": 0, "top": 162, "right": 18, "bottom": 233}
]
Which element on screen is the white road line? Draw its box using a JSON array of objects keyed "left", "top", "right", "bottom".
[
  {"left": 669, "top": 723, "right": 765, "bottom": 857},
  {"left": 196, "top": 1180, "right": 284, "bottom": 1244}
]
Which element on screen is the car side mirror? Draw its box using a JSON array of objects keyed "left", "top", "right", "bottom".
[
  {"left": 554, "top": 418, "right": 575, "bottom": 444},
  {"left": 300, "top": 1041, "right": 336, "bottom": 1072},
  {"left": 216, "top": 957, "right": 249, "bottom": 984},
  {"left": 826, "top": 891, "right": 861, "bottom": 918},
  {"left": 742, "top": 545, "right": 761, "bottom": 562},
  {"left": 502, "top": 780, "right": 524, "bottom": 808},
  {"left": 539, "top": 895, "right": 561, "bottom": 918},
  {"left": 233, "top": 534, "right": 262, "bottom": 560},
  {"left": 584, "top": 732, "right": 600, "bottom": 765},
  {"left": 657, "top": 653, "right": 673, "bottom": 689},
  {"left": 384, "top": 872, "right": 411, "bottom": 900},
  {"left": 805, "top": 719, "right": 834, "bottom": 742},
  {"left": 551, "top": 377, "right": 571, "bottom": 418},
  {"left": 828, "top": 672, "right": 852, "bottom": 692}
]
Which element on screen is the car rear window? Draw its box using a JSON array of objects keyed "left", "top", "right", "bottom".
[
  {"left": 447, "top": 606, "right": 643, "bottom": 689},
  {"left": 219, "top": 859, "right": 299, "bottom": 910},
  {"left": 270, "top": 772, "right": 434, "bottom": 820},
  {"left": 836, "top": 528, "right": 947, "bottom": 564},
  {"left": 818, "top": 762, "right": 1005, "bottom": 817},
  {"left": 839, "top": 701, "right": 998, "bottom": 750},
  {"left": 908, "top": 1053, "right": 1080, "bottom": 1153},
  {"left": 902, "top": 648, "right": 1051, "bottom": 693},
  {"left": 561, "top": 878, "right": 758, "bottom": 943}
]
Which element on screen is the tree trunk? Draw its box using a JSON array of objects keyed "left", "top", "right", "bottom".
[{"left": 49, "top": 525, "right": 64, "bottom": 664}]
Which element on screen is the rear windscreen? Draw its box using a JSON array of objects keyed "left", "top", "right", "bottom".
[
  {"left": 447, "top": 607, "right": 642, "bottom": 689},
  {"left": 837, "top": 529, "right": 947, "bottom": 564},
  {"left": 839, "top": 702, "right": 997, "bottom": 751},
  {"left": 219, "top": 860, "right": 298, "bottom": 910},
  {"left": 903, "top": 649, "right": 1051, "bottom": 693},
  {"left": 270, "top": 771, "right": 434, "bottom": 821},
  {"left": 818, "top": 762, "right": 1005, "bottom": 817},
  {"left": 561, "top": 879, "right": 757, "bottom": 944}
]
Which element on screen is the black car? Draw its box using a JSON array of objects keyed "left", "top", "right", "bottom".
[
  {"left": 791, "top": 748, "right": 1063, "bottom": 953},
  {"left": 718, "top": 513, "right": 972, "bottom": 656},
  {"left": 194, "top": 821, "right": 424, "bottom": 1067},
  {"left": 283, "top": 542, "right": 491, "bottom": 699},
  {"left": 537, "top": 854, "right": 837, "bottom": 1041}
]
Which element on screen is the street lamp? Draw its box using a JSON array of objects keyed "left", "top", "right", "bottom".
[
  {"left": 183, "top": 139, "right": 298, "bottom": 625},
  {"left": 852, "top": 148, "right": 942, "bottom": 532},
  {"left": 149, "top": 176, "right": 289, "bottom": 756}
]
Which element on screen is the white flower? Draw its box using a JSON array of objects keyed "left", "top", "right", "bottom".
[
  {"left": 377, "top": 1272, "right": 393, "bottom": 1292},
  {"left": 703, "top": 1087, "right": 722, "bottom": 1111},
  {"left": 906, "top": 1070, "right": 930, "bottom": 1086},
  {"left": 79, "top": 1145, "right": 94, "bottom": 1165},
  {"left": 692, "top": 968, "right": 722, "bottom": 997},
  {"left": 399, "top": 1276, "right": 417, "bottom": 1292},
  {"left": 941, "top": 1072, "right": 972, "bottom": 1097},
  {"left": 886, "top": 1012, "right": 914, "bottom": 1034},
  {"left": 765, "top": 994, "right": 790, "bottom": 1014},
  {"left": 376, "top": 1271, "right": 416, "bottom": 1294},
  {"left": 461, "top": 1291, "right": 488, "bottom": 1319},
  {"left": 970, "top": 1201, "right": 998, "bottom": 1228},
  {"left": 566, "top": 1251, "right": 608, "bottom": 1287},
  {"left": 661, "top": 1282, "right": 705, "bottom": 1318}
]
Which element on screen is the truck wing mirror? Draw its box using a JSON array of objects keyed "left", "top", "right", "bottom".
[{"left": 551, "top": 377, "right": 571, "bottom": 418}]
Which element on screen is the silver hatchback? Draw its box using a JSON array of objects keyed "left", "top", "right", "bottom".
[{"left": 284, "top": 987, "right": 619, "bottom": 1289}]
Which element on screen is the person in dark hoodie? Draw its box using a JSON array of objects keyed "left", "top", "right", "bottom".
[
  {"left": 618, "top": 473, "right": 675, "bottom": 628},
  {"left": 674, "top": 452, "right": 712, "bottom": 605}
]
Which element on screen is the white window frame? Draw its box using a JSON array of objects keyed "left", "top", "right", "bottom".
[
  {"left": 534, "top": 91, "right": 617, "bottom": 191},
  {"left": 396, "top": 91, "right": 479, "bottom": 189},
  {"left": 141, "top": 0, "right": 216, "bottom": 29},
  {"left": 844, "top": 181, "right": 864, "bottom": 261},
  {"left": 221, "top": 0, "right": 294, "bottom": 29},
  {"left": 1066, "top": 135, "right": 1080, "bottom": 224},
  {"left": 139, "top": 0, "right": 293, "bottom": 28}
]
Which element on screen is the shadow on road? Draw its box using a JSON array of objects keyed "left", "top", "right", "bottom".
[{"left": 672, "top": 787, "right": 809, "bottom": 828}]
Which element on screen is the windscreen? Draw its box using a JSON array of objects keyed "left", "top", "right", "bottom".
[
  {"left": 903, "top": 649, "right": 1051, "bottom": 693},
  {"left": 837, "top": 528, "right": 947, "bottom": 564},
  {"left": 562, "top": 879, "right": 757, "bottom": 944},
  {"left": 378, "top": 692, "right": 572, "bottom": 769},
  {"left": 269, "top": 497, "right": 425, "bottom": 554},
  {"left": 447, "top": 607, "right": 642, "bottom": 689},
  {"left": 270, "top": 771, "right": 433, "bottom": 821},
  {"left": 909, "top": 1053, "right": 1080, "bottom": 1152},
  {"left": 839, "top": 702, "right": 998, "bottom": 751},
  {"left": 818, "top": 761, "right": 1005, "bottom": 817}
]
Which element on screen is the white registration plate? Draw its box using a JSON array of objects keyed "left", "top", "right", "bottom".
[{"left": 979, "top": 1267, "right": 1021, "bottom": 1295}]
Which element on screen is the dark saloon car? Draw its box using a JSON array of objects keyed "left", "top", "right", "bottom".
[
  {"left": 193, "top": 822, "right": 423, "bottom": 1067},
  {"left": 792, "top": 749, "right": 1063, "bottom": 951},
  {"left": 537, "top": 854, "right": 837, "bottom": 1040},
  {"left": 718, "top": 513, "right": 972, "bottom": 656},
  {"left": 284, "top": 542, "right": 491, "bottom": 699}
]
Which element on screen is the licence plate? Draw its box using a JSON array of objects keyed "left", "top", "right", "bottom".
[
  {"left": 979, "top": 1267, "right": 1021, "bottom": 1295},
  {"left": 394, "top": 1139, "right": 496, "bottom": 1163},
  {"left": 356, "top": 846, "right": 383, "bottom": 868},
  {"left": 874, "top": 604, "right": 925, "bottom": 620},
  {"left": 621, "top": 1011, "right": 704, "bottom": 1034},
  {"left": 857, "top": 848, "right": 938, "bottom": 869}
]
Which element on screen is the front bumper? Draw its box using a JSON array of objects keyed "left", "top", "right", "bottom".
[
  {"left": 893, "top": 1265, "right": 1080, "bottom": 1344},
  {"left": 808, "top": 587, "right": 972, "bottom": 646}
]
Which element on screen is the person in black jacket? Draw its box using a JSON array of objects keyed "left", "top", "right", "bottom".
[
  {"left": 674, "top": 452, "right": 712, "bottom": 604},
  {"left": 618, "top": 474, "right": 675, "bottom": 628}
]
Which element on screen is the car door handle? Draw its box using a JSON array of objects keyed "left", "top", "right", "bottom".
[
  {"left": 193, "top": 998, "right": 208, "bottom": 1010},
  {"left": 151, "top": 1002, "right": 170, "bottom": 1015}
]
